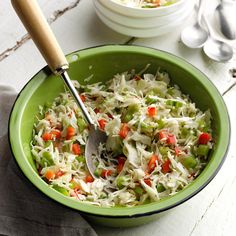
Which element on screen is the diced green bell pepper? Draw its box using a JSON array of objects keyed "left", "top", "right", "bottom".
[{"left": 77, "top": 117, "right": 87, "bottom": 132}]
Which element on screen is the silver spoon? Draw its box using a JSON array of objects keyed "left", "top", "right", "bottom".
[
  {"left": 12, "top": 0, "right": 107, "bottom": 179},
  {"left": 202, "top": 15, "right": 234, "bottom": 62},
  {"left": 215, "top": 0, "right": 236, "bottom": 40},
  {"left": 181, "top": 0, "right": 208, "bottom": 48}
]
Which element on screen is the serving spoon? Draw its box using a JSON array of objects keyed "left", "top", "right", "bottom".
[
  {"left": 181, "top": 0, "right": 208, "bottom": 48},
  {"left": 215, "top": 0, "right": 236, "bottom": 40},
  {"left": 202, "top": 15, "right": 233, "bottom": 62},
  {"left": 11, "top": 0, "right": 106, "bottom": 179}
]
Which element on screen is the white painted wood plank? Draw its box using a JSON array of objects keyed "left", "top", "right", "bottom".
[
  {"left": 0, "top": 0, "right": 76, "bottom": 52},
  {"left": 0, "top": 0, "right": 130, "bottom": 91}
]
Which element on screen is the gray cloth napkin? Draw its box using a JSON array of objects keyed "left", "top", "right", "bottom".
[{"left": 0, "top": 85, "right": 98, "bottom": 236}]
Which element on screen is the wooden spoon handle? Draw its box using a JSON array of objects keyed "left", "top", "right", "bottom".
[{"left": 11, "top": 0, "right": 68, "bottom": 73}]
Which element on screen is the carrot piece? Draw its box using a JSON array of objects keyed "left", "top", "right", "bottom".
[
  {"left": 66, "top": 126, "right": 75, "bottom": 140},
  {"left": 42, "top": 132, "right": 54, "bottom": 141},
  {"left": 72, "top": 143, "right": 81, "bottom": 155},
  {"left": 148, "top": 155, "right": 159, "bottom": 173},
  {"left": 101, "top": 169, "right": 112, "bottom": 178},
  {"left": 51, "top": 129, "right": 61, "bottom": 139},
  {"left": 119, "top": 123, "right": 130, "bottom": 139},
  {"left": 162, "top": 159, "right": 171, "bottom": 174},
  {"left": 45, "top": 169, "right": 55, "bottom": 180},
  {"left": 98, "top": 119, "right": 107, "bottom": 130},
  {"left": 117, "top": 157, "right": 126, "bottom": 173},
  {"left": 85, "top": 174, "right": 94, "bottom": 183},
  {"left": 147, "top": 106, "right": 157, "bottom": 117}
]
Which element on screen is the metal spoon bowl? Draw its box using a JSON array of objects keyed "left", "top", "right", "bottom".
[
  {"left": 202, "top": 15, "right": 233, "bottom": 62},
  {"left": 181, "top": 0, "right": 208, "bottom": 48},
  {"left": 203, "top": 38, "right": 234, "bottom": 62},
  {"left": 181, "top": 23, "right": 209, "bottom": 48}
]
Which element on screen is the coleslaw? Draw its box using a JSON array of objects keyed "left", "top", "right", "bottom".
[
  {"left": 31, "top": 67, "right": 213, "bottom": 207},
  {"left": 112, "top": 0, "right": 178, "bottom": 8}
]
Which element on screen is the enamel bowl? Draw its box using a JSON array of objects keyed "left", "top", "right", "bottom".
[{"left": 9, "top": 45, "right": 230, "bottom": 227}]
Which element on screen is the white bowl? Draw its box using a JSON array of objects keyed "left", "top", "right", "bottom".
[
  {"left": 98, "top": 0, "right": 189, "bottom": 18},
  {"left": 94, "top": 0, "right": 193, "bottom": 28},
  {"left": 94, "top": 1, "right": 194, "bottom": 37}
]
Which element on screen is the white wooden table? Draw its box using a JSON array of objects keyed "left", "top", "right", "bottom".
[{"left": 0, "top": 1, "right": 236, "bottom": 235}]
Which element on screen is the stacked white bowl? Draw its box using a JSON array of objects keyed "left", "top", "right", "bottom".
[{"left": 93, "top": 0, "right": 195, "bottom": 38}]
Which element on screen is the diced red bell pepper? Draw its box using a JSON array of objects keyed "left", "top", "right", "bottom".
[
  {"left": 167, "top": 134, "right": 176, "bottom": 145},
  {"left": 198, "top": 132, "right": 211, "bottom": 144},
  {"left": 162, "top": 159, "right": 171, "bottom": 174},
  {"left": 117, "top": 157, "right": 126, "bottom": 173},
  {"left": 94, "top": 108, "right": 100, "bottom": 114},
  {"left": 159, "top": 130, "right": 168, "bottom": 140},
  {"left": 144, "top": 178, "right": 152, "bottom": 187}
]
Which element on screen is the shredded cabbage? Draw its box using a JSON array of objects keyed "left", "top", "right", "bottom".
[{"left": 31, "top": 68, "right": 213, "bottom": 207}]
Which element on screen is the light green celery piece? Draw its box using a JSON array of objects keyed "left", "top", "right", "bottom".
[
  {"left": 116, "top": 176, "right": 127, "bottom": 189},
  {"left": 76, "top": 155, "right": 86, "bottom": 163},
  {"left": 182, "top": 156, "right": 197, "bottom": 169},
  {"left": 40, "top": 151, "right": 54, "bottom": 167},
  {"left": 53, "top": 185, "right": 69, "bottom": 196},
  {"left": 156, "top": 183, "right": 166, "bottom": 193},
  {"left": 134, "top": 186, "right": 144, "bottom": 195},
  {"left": 77, "top": 117, "right": 87, "bottom": 132},
  {"left": 196, "top": 145, "right": 210, "bottom": 156}
]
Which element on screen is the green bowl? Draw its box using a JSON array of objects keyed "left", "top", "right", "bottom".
[{"left": 9, "top": 45, "right": 230, "bottom": 227}]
